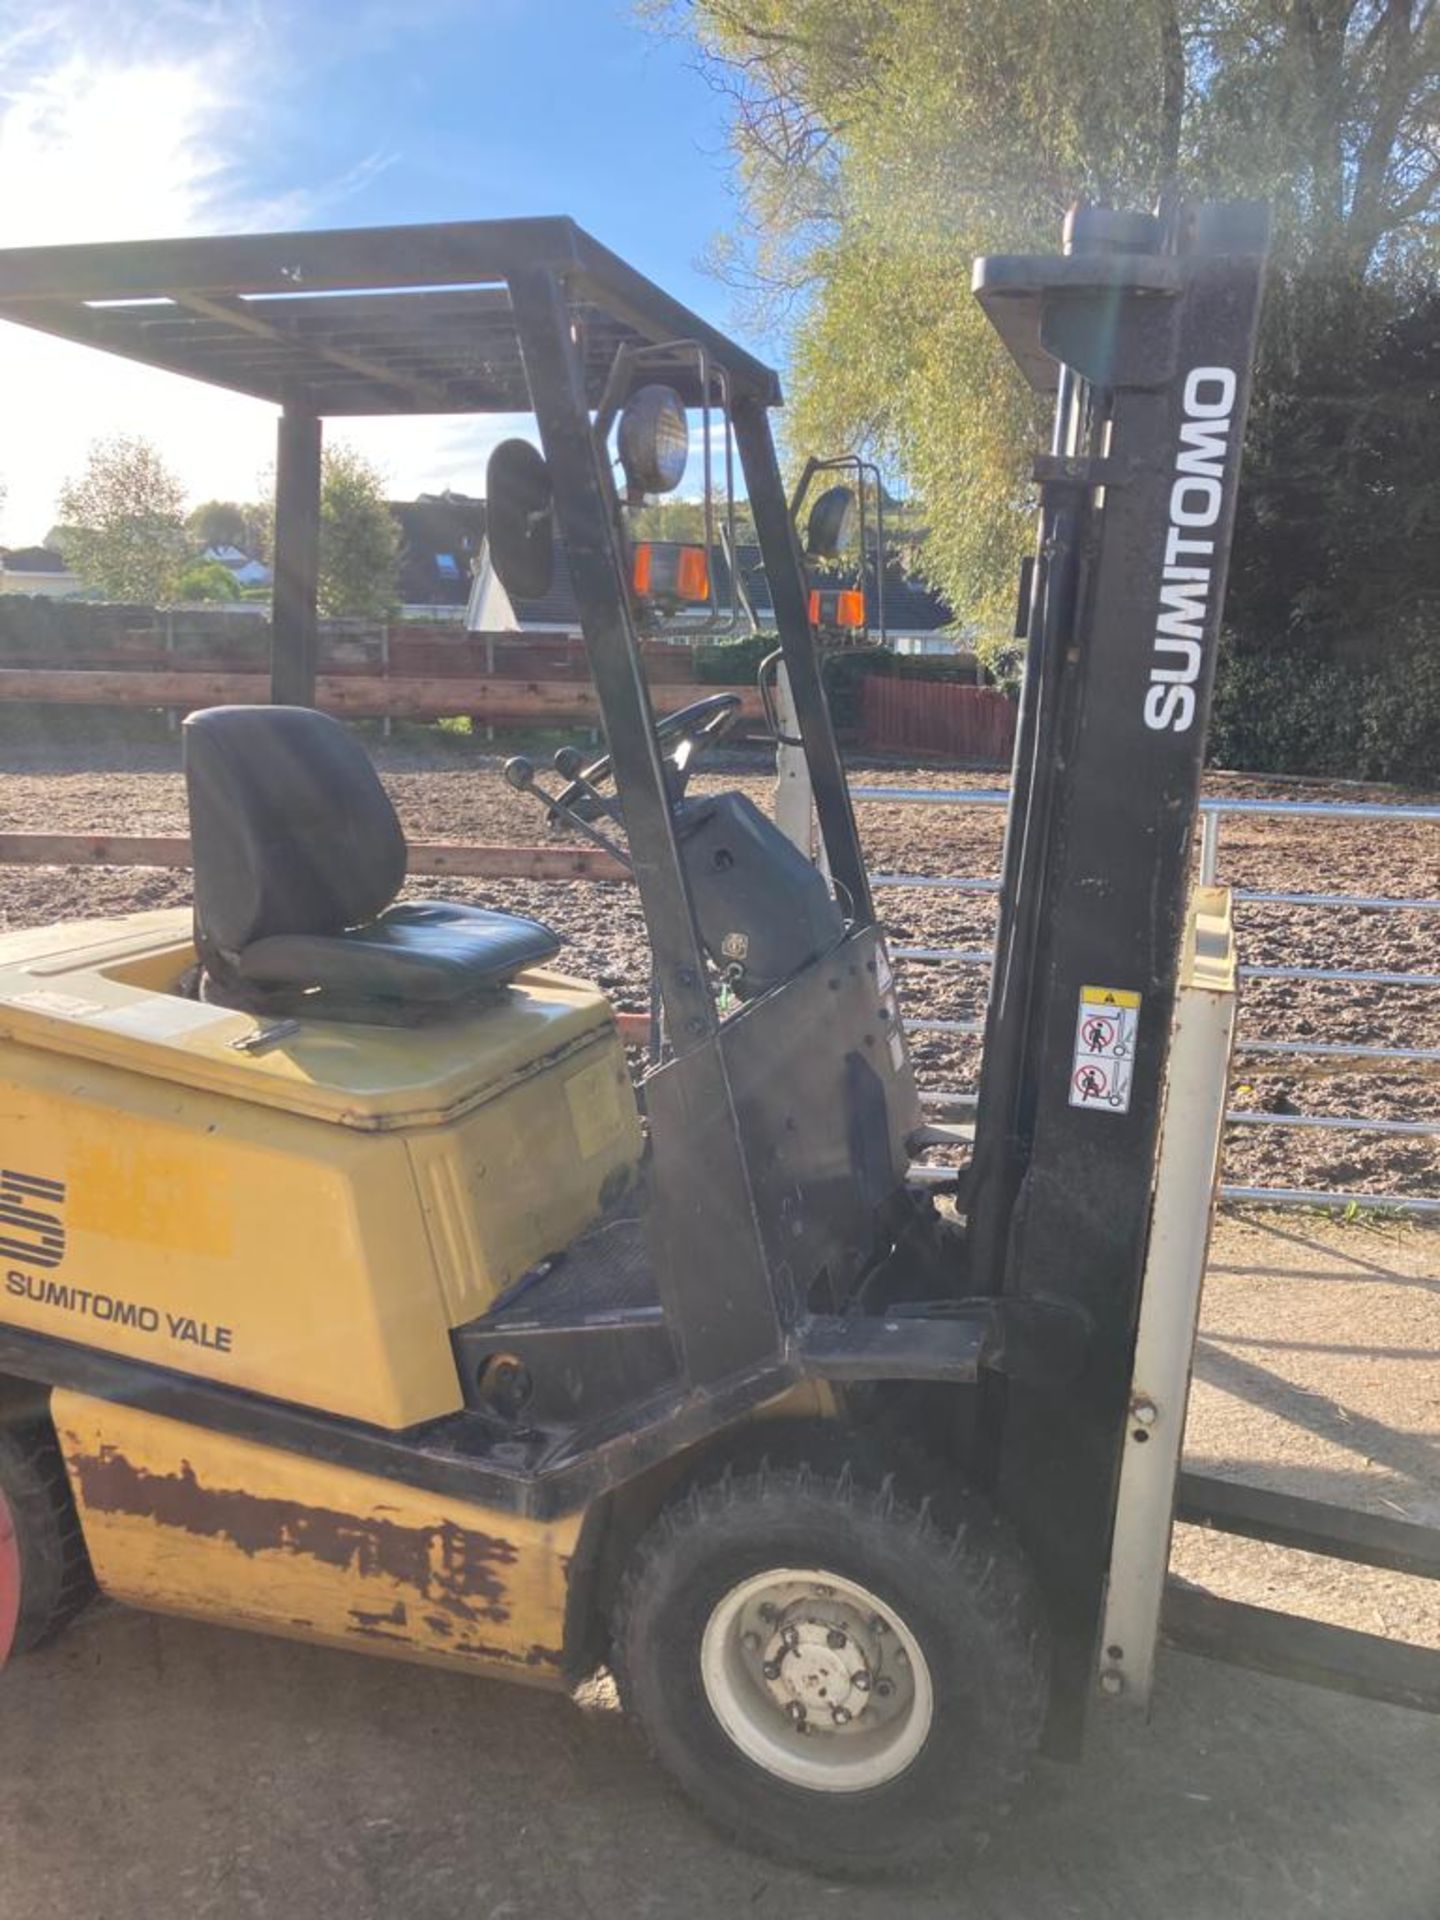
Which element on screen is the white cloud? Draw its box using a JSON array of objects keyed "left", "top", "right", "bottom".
[
  {"left": 0, "top": 47, "right": 280, "bottom": 541},
  {"left": 0, "top": 25, "right": 443, "bottom": 544}
]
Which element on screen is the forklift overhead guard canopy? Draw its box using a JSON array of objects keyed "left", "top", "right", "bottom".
[{"left": 0, "top": 215, "right": 782, "bottom": 414}]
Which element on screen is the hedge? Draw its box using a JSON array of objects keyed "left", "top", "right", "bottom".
[{"left": 1209, "top": 631, "right": 1440, "bottom": 788}]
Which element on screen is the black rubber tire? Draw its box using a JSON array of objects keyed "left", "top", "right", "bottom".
[
  {"left": 0, "top": 1417, "right": 97, "bottom": 1657},
  {"left": 611, "top": 1455, "right": 1049, "bottom": 1873}
]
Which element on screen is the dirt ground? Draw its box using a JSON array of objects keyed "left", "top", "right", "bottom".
[
  {"left": 0, "top": 1212, "right": 1436, "bottom": 1920},
  {"left": 0, "top": 734, "right": 1435, "bottom": 1199}
]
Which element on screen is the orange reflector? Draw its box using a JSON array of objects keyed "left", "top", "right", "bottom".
[
  {"left": 631, "top": 542, "right": 711, "bottom": 604},
  {"left": 809, "top": 587, "right": 865, "bottom": 629},
  {"left": 676, "top": 545, "right": 710, "bottom": 602}
]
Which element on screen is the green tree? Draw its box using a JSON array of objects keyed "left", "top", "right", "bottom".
[
  {"left": 251, "top": 446, "right": 401, "bottom": 618},
  {"left": 56, "top": 435, "right": 188, "bottom": 604},
  {"left": 43, "top": 525, "right": 83, "bottom": 559},
  {"left": 1229, "top": 274, "right": 1440, "bottom": 655},
  {"left": 629, "top": 497, "right": 759, "bottom": 545},
  {"left": 319, "top": 446, "right": 401, "bottom": 618},
  {"left": 239, "top": 497, "right": 274, "bottom": 564},
  {"left": 175, "top": 558, "right": 243, "bottom": 603},
  {"left": 657, "top": 1, "right": 1440, "bottom": 641},
  {"left": 186, "top": 500, "right": 251, "bottom": 551}
]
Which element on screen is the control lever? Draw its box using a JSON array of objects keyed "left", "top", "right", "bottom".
[
  {"left": 503, "top": 755, "right": 633, "bottom": 871},
  {"left": 551, "top": 744, "right": 623, "bottom": 822}
]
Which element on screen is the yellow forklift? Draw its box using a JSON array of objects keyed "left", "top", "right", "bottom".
[{"left": 1, "top": 203, "right": 1432, "bottom": 1872}]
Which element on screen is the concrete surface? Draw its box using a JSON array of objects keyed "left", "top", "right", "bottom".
[{"left": 1, "top": 1214, "right": 1436, "bottom": 1920}]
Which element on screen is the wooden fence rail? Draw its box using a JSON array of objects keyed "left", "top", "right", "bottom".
[
  {"left": 0, "top": 668, "right": 762, "bottom": 727},
  {"left": 0, "top": 830, "right": 645, "bottom": 1038},
  {"left": 0, "top": 833, "right": 632, "bottom": 883}
]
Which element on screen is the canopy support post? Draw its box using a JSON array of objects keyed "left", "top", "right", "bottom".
[{"left": 271, "top": 408, "right": 323, "bottom": 706}]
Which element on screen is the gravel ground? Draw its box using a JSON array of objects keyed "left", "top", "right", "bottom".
[{"left": 1, "top": 733, "right": 1434, "bottom": 1201}]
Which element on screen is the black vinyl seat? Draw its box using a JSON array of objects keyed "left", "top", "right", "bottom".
[{"left": 183, "top": 706, "right": 560, "bottom": 1020}]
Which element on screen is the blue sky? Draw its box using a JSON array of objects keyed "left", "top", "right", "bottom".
[{"left": 0, "top": 0, "right": 758, "bottom": 542}]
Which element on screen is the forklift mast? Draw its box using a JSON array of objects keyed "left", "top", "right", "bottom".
[{"left": 964, "top": 203, "right": 1271, "bottom": 1739}]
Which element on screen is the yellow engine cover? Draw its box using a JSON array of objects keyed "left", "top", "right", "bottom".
[
  {"left": 0, "top": 911, "right": 642, "bottom": 1428},
  {"left": 53, "top": 1390, "right": 580, "bottom": 1683}
]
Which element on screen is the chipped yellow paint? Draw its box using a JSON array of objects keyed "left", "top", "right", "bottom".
[{"left": 55, "top": 1392, "right": 581, "bottom": 1686}]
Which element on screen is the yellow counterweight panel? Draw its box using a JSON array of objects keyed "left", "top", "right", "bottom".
[
  {"left": 2, "top": 1046, "right": 461, "bottom": 1428},
  {"left": 53, "top": 1391, "right": 582, "bottom": 1686},
  {"left": 409, "top": 1036, "right": 642, "bottom": 1325},
  {"left": 0, "top": 915, "right": 643, "bottom": 1422}
]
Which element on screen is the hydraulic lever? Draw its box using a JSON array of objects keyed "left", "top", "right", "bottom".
[{"left": 502, "top": 753, "right": 634, "bottom": 870}]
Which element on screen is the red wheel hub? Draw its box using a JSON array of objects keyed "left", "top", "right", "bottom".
[{"left": 0, "top": 1486, "right": 21, "bottom": 1668}]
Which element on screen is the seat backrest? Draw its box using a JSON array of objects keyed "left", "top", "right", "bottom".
[{"left": 183, "top": 706, "right": 407, "bottom": 963}]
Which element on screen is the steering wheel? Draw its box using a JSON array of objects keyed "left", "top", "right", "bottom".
[{"left": 556, "top": 692, "right": 744, "bottom": 816}]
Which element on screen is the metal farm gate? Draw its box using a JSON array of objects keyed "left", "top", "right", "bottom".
[{"left": 854, "top": 785, "right": 1440, "bottom": 1216}]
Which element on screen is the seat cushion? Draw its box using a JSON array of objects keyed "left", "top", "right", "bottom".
[{"left": 236, "top": 901, "right": 561, "bottom": 1005}]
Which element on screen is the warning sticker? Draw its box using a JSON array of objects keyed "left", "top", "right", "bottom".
[{"left": 1069, "top": 985, "right": 1141, "bottom": 1115}]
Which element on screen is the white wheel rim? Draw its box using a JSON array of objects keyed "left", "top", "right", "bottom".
[{"left": 699, "top": 1566, "right": 934, "bottom": 1793}]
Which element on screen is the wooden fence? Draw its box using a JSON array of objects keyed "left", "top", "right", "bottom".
[
  {"left": 0, "top": 666, "right": 760, "bottom": 726},
  {"left": 862, "top": 677, "right": 1016, "bottom": 763},
  {"left": 0, "top": 607, "right": 1020, "bottom": 760},
  {"left": 0, "top": 617, "right": 760, "bottom": 725}
]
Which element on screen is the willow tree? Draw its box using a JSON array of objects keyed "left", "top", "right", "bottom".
[{"left": 656, "top": 0, "right": 1440, "bottom": 650}]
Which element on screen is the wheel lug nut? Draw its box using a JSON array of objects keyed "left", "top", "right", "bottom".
[
  {"left": 852, "top": 1670, "right": 871, "bottom": 1691},
  {"left": 786, "top": 1702, "right": 806, "bottom": 1726},
  {"left": 761, "top": 1659, "right": 783, "bottom": 1681},
  {"left": 826, "top": 1628, "right": 847, "bottom": 1651},
  {"left": 831, "top": 1706, "right": 852, "bottom": 1725}
]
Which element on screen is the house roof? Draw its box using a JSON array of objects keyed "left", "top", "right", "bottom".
[
  {"left": 0, "top": 218, "right": 781, "bottom": 417},
  {"left": 0, "top": 546, "right": 70, "bottom": 574},
  {"left": 875, "top": 560, "right": 954, "bottom": 633},
  {"left": 391, "top": 492, "right": 487, "bottom": 606}
]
